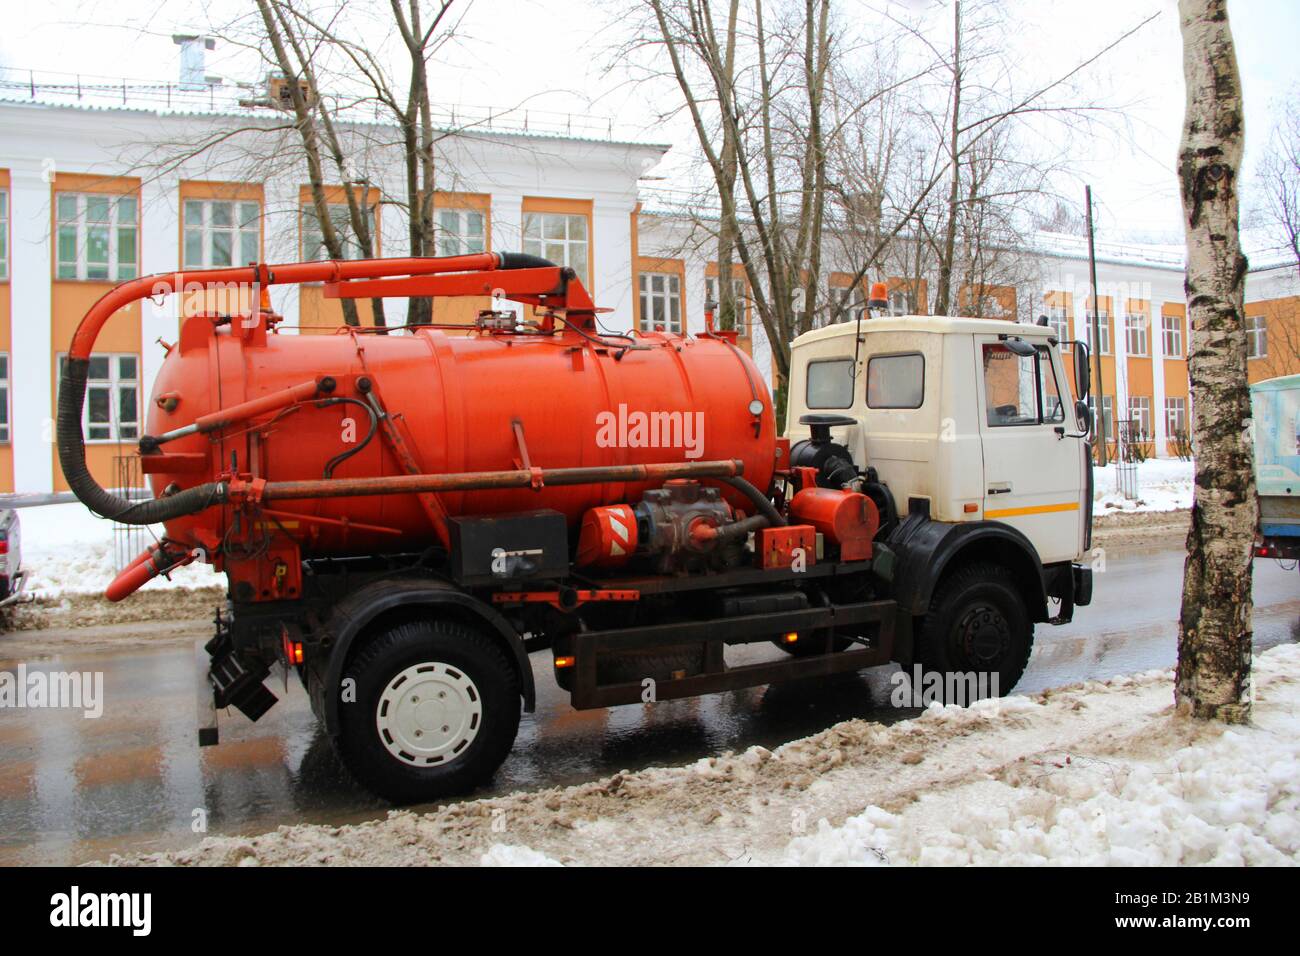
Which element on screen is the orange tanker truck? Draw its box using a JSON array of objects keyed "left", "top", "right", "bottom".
[{"left": 57, "top": 252, "right": 1093, "bottom": 802}]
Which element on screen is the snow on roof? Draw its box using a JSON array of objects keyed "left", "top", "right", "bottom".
[{"left": 0, "top": 67, "right": 670, "bottom": 151}]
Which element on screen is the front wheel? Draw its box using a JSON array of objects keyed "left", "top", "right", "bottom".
[
  {"left": 336, "top": 619, "right": 521, "bottom": 803},
  {"left": 913, "top": 562, "right": 1033, "bottom": 705}
]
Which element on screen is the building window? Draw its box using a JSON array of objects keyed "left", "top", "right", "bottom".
[
  {"left": 1088, "top": 395, "right": 1115, "bottom": 440},
  {"left": 55, "top": 192, "right": 138, "bottom": 281},
  {"left": 0, "top": 353, "right": 8, "bottom": 443},
  {"left": 61, "top": 353, "right": 139, "bottom": 442},
  {"left": 183, "top": 199, "right": 260, "bottom": 269},
  {"left": 1045, "top": 304, "right": 1070, "bottom": 343},
  {"left": 1082, "top": 310, "right": 1111, "bottom": 354},
  {"left": 706, "top": 275, "right": 748, "bottom": 336},
  {"left": 1165, "top": 396, "right": 1187, "bottom": 439},
  {"left": 0, "top": 189, "right": 8, "bottom": 281},
  {"left": 1128, "top": 395, "right": 1152, "bottom": 440},
  {"left": 889, "top": 288, "right": 915, "bottom": 315},
  {"left": 522, "top": 212, "right": 588, "bottom": 286},
  {"left": 1247, "top": 314, "right": 1267, "bottom": 359},
  {"left": 436, "top": 208, "right": 486, "bottom": 257},
  {"left": 1125, "top": 312, "right": 1148, "bottom": 356},
  {"left": 638, "top": 272, "right": 682, "bottom": 333},
  {"left": 1162, "top": 313, "right": 1183, "bottom": 357},
  {"left": 301, "top": 202, "right": 375, "bottom": 261}
]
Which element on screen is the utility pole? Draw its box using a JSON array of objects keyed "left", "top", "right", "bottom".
[{"left": 1085, "top": 185, "right": 1108, "bottom": 466}]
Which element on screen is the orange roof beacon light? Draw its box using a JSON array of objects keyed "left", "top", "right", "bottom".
[{"left": 868, "top": 282, "right": 890, "bottom": 316}]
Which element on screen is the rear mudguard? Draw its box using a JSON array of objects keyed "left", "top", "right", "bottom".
[{"left": 316, "top": 578, "right": 536, "bottom": 734}]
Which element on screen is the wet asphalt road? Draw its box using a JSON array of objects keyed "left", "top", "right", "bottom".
[{"left": 0, "top": 543, "right": 1295, "bottom": 865}]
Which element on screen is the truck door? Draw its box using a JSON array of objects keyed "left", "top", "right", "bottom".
[{"left": 975, "top": 336, "right": 1084, "bottom": 564}]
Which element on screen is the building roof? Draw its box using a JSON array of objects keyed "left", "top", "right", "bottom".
[{"left": 0, "top": 68, "right": 671, "bottom": 152}]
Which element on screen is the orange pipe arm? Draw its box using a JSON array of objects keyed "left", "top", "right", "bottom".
[{"left": 69, "top": 253, "right": 503, "bottom": 360}]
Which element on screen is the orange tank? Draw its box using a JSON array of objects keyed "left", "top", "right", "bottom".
[{"left": 145, "top": 314, "right": 777, "bottom": 560}]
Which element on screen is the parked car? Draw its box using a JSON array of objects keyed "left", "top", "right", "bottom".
[{"left": 0, "top": 508, "right": 26, "bottom": 607}]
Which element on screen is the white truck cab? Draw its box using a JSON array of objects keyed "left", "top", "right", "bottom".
[{"left": 785, "top": 314, "right": 1095, "bottom": 697}]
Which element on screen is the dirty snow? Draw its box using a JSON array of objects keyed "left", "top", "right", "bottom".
[
  {"left": 108, "top": 643, "right": 1300, "bottom": 868},
  {"left": 1093, "top": 458, "right": 1193, "bottom": 515},
  {"left": 14, "top": 502, "right": 221, "bottom": 599}
]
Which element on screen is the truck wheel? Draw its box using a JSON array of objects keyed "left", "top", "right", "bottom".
[
  {"left": 336, "top": 619, "right": 521, "bottom": 804},
  {"left": 914, "top": 562, "right": 1033, "bottom": 705}
]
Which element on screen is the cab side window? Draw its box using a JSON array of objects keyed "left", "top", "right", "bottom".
[
  {"left": 982, "top": 343, "right": 1065, "bottom": 426},
  {"left": 866, "top": 353, "right": 924, "bottom": 409},
  {"left": 806, "top": 358, "right": 855, "bottom": 409}
]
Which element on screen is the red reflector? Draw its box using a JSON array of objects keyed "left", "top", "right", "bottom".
[{"left": 0, "top": 540, "right": 7, "bottom": 554}]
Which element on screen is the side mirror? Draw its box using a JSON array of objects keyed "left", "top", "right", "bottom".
[
  {"left": 998, "top": 334, "right": 1037, "bottom": 357},
  {"left": 1075, "top": 399, "right": 1092, "bottom": 434},
  {"left": 1072, "top": 342, "right": 1091, "bottom": 400}
]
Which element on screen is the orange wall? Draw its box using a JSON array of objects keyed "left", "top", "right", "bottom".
[
  {"left": 1246, "top": 294, "right": 1300, "bottom": 384},
  {"left": 1124, "top": 298, "right": 1154, "bottom": 409},
  {"left": 50, "top": 172, "right": 142, "bottom": 491},
  {"left": 0, "top": 168, "right": 10, "bottom": 491}
]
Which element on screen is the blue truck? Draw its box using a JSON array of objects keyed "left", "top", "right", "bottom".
[{"left": 1251, "top": 374, "right": 1300, "bottom": 564}]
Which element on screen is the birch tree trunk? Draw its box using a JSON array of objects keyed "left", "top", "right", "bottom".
[{"left": 1176, "top": 0, "right": 1254, "bottom": 722}]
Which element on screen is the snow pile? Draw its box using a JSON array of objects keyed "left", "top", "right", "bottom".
[
  {"left": 480, "top": 844, "right": 564, "bottom": 867},
  {"left": 1093, "top": 457, "right": 1193, "bottom": 514},
  {"left": 782, "top": 644, "right": 1300, "bottom": 866},
  {"left": 14, "top": 503, "right": 221, "bottom": 598},
  {"left": 110, "top": 643, "right": 1300, "bottom": 868}
]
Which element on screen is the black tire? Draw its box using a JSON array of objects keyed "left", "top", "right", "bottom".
[
  {"left": 913, "top": 562, "right": 1033, "bottom": 705},
  {"left": 336, "top": 619, "right": 521, "bottom": 804}
]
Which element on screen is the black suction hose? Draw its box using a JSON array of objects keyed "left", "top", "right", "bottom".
[
  {"left": 720, "top": 475, "right": 787, "bottom": 527},
  {"left": 57, "top": 358, "right": 228, "bottom": 524}
]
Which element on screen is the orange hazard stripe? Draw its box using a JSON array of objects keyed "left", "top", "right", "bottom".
[{"left": 983, "top": 501, "right": 1080, "bottom": 519}]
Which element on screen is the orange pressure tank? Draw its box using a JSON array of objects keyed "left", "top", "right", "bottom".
[{"left": 144, "top": 313, "right": 777, "bottom": 559}]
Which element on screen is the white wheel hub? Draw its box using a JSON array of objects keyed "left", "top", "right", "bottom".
[{"left": 375, "top": 662, "right": 482, "bottom": 766}]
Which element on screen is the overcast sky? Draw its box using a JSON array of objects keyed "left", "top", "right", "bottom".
[{"left": 2, "top": 0, "right": 1296, "bottom": 244}]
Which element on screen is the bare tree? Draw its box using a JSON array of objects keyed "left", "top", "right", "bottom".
[
  {"left": 1258, "top": 92, "right": 1300, "bottom": 275},
  {"left": 1176, "top": 0, "right": 1253, "bottom": 723}
]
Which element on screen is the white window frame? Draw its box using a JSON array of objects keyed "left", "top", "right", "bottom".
[
  {"left": 183, "top": 198, "right": 261, "bottom": 269},
  {"left": 706, "top": 275, "right": 749, "bottom": 337},
  {"left": 0, "top": 352, "right": 9, "bottom": 443},
  {"left": 1082, "top": 310, "right": 1112, "bottom": 354},
  {"left": 638, "top": 272, "right": 682, "bottom": 333},
  {"left": 0, "top": 189, "right": 8, "bottom": 281},
  {"left": 1046, "top": 304, "right": 1070, "bottom": 344},
  {"left": 1088, "top": 395, "right": 1115, "bottom": 440},
  {"left": 55, "top": 192, "right": 139, "bottom": 282},
  {"left": 63, "top": 353, "right": 140, "bottom": 443},
  {"left": 1125, "top": 312, "right": 1148, "bottom": 356},
  {"left": 1162, "top": 313, "right": 1183, "bottom": 358},
  {"left": 1247, "top": 314, "right": 1267, "bottom": 359},
  {"left": 1128, "top": 395, "right": 1152, "bottom": 441},
  {"left": 301, "top": 202, "right": 376, "bottom": 262},
  {"left": 1165, "top": 396, "right": 1188, "bottom": 438},
  {"left": 435, "top": 207, "right": 486, "bottom": 257},
  {"left": 521, "top": 211, "right": 588, "bottom": 287}
]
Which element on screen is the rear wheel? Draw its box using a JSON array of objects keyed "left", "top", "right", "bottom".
[
  {"left": 336, "top": 619, "right": 521, "bottom": 803},
  {"left": 914, "top": 562, "right": 1033, "bottom": 705}
]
